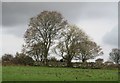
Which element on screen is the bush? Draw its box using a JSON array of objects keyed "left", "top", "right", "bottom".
[
  {"left": 2, "top": 54, "right": 14, "bottom": 66},
  {"left": 2, "top": 54, "right": 14, "bottom": 62},
  {"left": 13, "top": 53, "right": 34, "bottom": 66}
]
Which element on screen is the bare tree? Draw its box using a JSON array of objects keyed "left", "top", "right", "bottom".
[
  {"left": 24, "top": 11, "right": 67, "bottom": 65},
  {"left": 109, "top": 48, "right": 120, "bottom": 64},
  {"left": 55, "top": 25, "right": 103, "bottom": 67},
  {"left": 54, "top": 25, "right": 89, "bottom": 67},
  {"left": 77, "top": 39, "right": 103, "bottom": 63}
]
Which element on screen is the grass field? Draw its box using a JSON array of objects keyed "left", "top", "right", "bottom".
[{"left": 2, "top": 66, "right": 118, "bottom": 81}]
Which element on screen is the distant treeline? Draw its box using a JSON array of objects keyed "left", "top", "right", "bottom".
[{"left": 2, "top": 53, "right": 119, "bottom": 69}]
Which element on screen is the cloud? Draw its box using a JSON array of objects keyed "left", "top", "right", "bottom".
[
  {"left": 2, "top": 2, "right": 117, "bottom": 37},
  {"left": 3, "top": 25, "right": 28, "bottom": 38},
  {"left": 103, "top": 26, "right": 118, "bottom": 47},
  {"left": 2, "top": 34, "right": 24, "bottom": 55},
  {"left": 2, "top": 2, "right": 83, "bottom": 27},
  {"left": 2, "top": 2, "right": 117, "bottom": 27}
]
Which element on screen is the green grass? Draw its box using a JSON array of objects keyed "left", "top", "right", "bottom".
[{"left": 2, "top": 66, "right": 118, "bottom": 81}]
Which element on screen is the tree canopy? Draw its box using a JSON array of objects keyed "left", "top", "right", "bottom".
[
  {"left": 54, "top": 25, "right": 103, "bottom": 67},
  {"left": 24, "top": 11, "right": 67, "bottom": 65},
  {"left": 77, "top": 38, "right": 103, "bottom": 62}
]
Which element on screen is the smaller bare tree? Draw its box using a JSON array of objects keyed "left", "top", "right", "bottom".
[{"left": 109, "top": 48, "right": 120, "bottom": 64}]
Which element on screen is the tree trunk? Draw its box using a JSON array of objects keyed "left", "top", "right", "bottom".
[
  {"left": 44, "top": 49, "right": 49, "bottom": 66},
  {"left": 82, "top": 58, "right": 86, "bottom": 63},
  {"left": 67, "top": 60, "right": 72, "bottom": 67},
  {"left": 44, "top": 58, "right": 48, "bottom": 66},
  {"left": 67, "top": 56, "right": 72, "bottom": 67}
]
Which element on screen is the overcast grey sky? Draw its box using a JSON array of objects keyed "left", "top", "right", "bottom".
[{"left": 1, "top": 2, "right": 118, "bottom": 62}]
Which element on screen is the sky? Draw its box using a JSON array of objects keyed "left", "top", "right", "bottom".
[{"left": 1, "top": 2, "right": 118, "bottom": 62}]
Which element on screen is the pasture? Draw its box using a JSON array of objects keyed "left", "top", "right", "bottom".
[{"left": 2, "top": 66, "right": 118, "bottom": 81}]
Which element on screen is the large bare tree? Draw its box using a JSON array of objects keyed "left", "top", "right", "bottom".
[
  {"left": 24, "top": 11, "right": 67, "bottom": 65},
  {"left": 55, "top": 25, "right": 103, "bottom": 67},
  {"left": 54, "top": 25, "right": 89, "bottom": 67}
]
